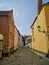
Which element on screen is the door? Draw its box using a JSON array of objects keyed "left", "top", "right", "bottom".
[{"left": 0, "top": 40, "right": 3, "bottom": 58}]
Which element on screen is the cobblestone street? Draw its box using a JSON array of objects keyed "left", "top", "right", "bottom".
[{"left": 0, "top": 47, "right": 49, "bottom": 65}]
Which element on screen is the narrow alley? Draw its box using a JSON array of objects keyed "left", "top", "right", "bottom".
[{"left": 0, "top": 47, "right": 49, "bottom": 65}]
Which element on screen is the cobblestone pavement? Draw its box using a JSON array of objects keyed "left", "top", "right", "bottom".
[{"left": 0, "top": 47, "right": 49, "bottom": 65}]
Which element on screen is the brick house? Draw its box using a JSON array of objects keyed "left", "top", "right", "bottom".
[{"left": 0, "top": 10, "right": 14, "bottom": 55}]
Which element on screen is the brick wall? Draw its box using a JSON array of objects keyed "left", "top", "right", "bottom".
[{"left": 0, "top": 10, "right": 14, "bottom": 54}]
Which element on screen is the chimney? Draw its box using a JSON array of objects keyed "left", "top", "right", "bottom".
[{"left": 38, "top": 0, "right": 42, "bottom": 15}]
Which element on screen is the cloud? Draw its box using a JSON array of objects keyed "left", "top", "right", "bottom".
[
  {"left": 0, "top": 3, "right": 3, "bottom": 7},
  {"left": 12, "top": 8, "right": 20, "bottom": 18},
  {"left": 14, "top": 10, "right": 21, "bottom": 19},
  {"left": 16, "top": 11, "right": 21, "bottom": 17}
]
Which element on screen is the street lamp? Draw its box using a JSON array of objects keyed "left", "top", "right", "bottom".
[{"left": 37, "top": 25, "right": 41, "bottom": 32}]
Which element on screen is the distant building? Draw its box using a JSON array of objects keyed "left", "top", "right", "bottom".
[
  {"left": 31, "top": 2, "right": 49, "bottom": 55},
  {"left": 25, "top": 35, "right": 32, "bottom": 48},
  {"left": 0, "top": 10, "right": 14, "bottom": 54}
]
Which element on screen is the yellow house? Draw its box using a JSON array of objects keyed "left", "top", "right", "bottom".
[
  {"left": 14, "top": 25, "right": 18, "bottom": 50},
  {"left": 31, "top": 3, "right": 49, "bottom": 54}
]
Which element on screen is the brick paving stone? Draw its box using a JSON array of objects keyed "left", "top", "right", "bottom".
[{"left": 0, "top": 47, "right": 49, "bottom": 65}]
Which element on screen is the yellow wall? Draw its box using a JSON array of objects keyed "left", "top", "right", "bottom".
[
  {"left": 32, "top": 6, "right": 48, "bottom": 53},
  {"left": 44, "top": 4, "right": 49, "bottom": 51},
  {"left": 0, "top": 34, "right": 3, "bottom": 40},
  {"left": 14, "top": 26, "right": 18, "bottom": 50}
]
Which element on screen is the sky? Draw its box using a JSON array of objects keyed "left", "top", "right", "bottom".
[{"left": 0, "top": 0, "right": 49, "bottom": 35}]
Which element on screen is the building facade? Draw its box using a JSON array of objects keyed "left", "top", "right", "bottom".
[
  {"left": 19, "top": 35, "right": 23, "bottom": 47},
  {"left": 25, "top": 35, "right": 32, "bottom": 48},
  {"left": 14, "top": 25, "right": 18, "bottom": 50},
  {"left": 17, "top": 30, "right": 23, "bottom": 48},
  {"left": 31, "top": 3, "right": 49, "bottom": 54},
  {"left": 0, "top": 10, "right": 14, "bottom": 54}
]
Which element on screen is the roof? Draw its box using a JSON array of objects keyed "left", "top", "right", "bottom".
[
  {"left": 0, "top": 9, "right": 13, "bottom": 15},
  {"left": 31, "top": 16, "right": 38, "bottom": 28},
  {"left": 43, "top": 2, "right": 49, "bottom": 6},
  {"left": 31, "top": 2, "right": 49, "bottom": 28},
  {"left": 17, "top": 30, "right": 21, "bottom": 36},
  {"left": 0, "top": 11, "right": 9, "bottom": 15}
]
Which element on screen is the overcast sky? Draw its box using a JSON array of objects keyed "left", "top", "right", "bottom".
[{"left": 0, "top": 0, "right": 49, "bottom": 35}]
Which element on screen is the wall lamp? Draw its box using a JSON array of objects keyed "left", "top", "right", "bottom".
[
  {"left": 37, "top": 25, "right": 49, "bottom": 36},
  {"left": 37, "top": 25, "right": 46, "bottom": 33}
]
